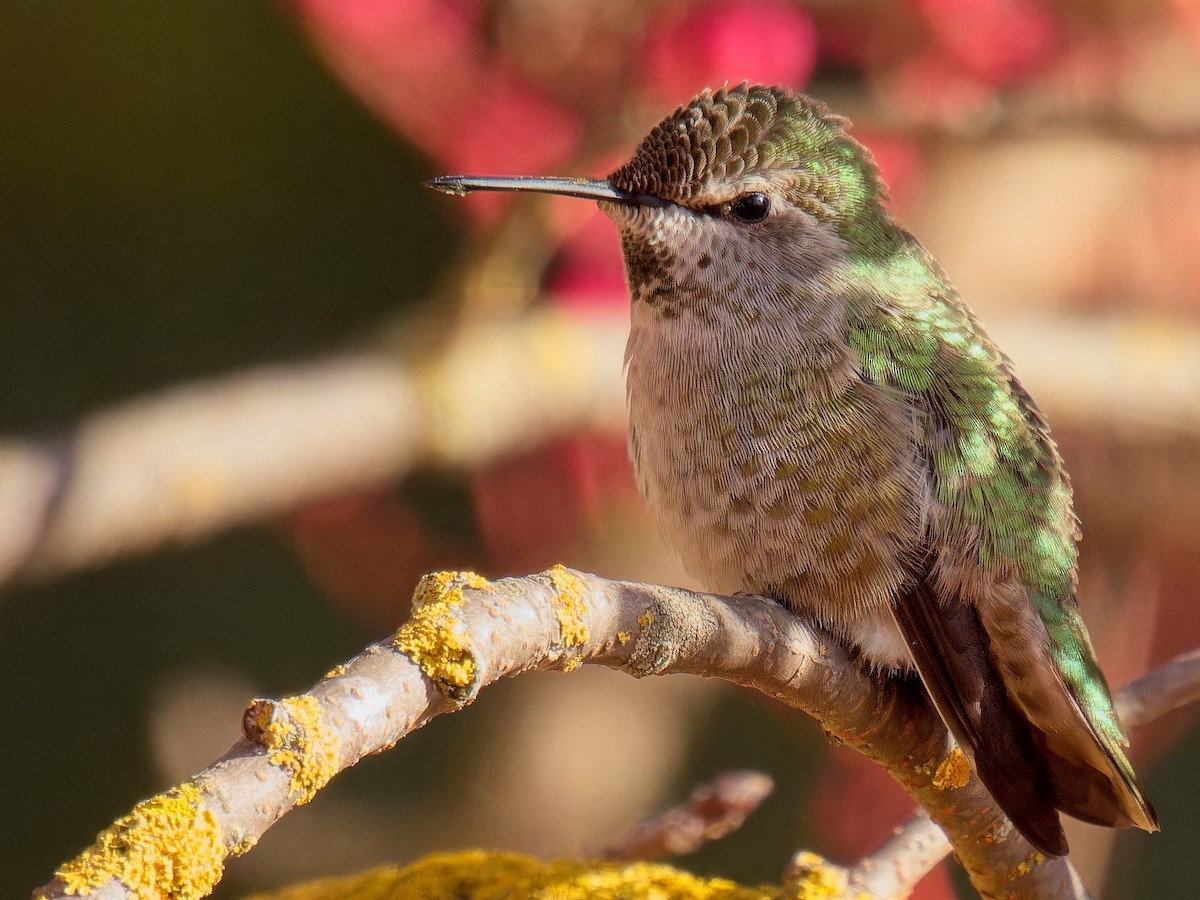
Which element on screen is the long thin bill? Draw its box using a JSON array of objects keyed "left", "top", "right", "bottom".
[{"left": 426, "top": 175, "right": 664, "bottom": 206}]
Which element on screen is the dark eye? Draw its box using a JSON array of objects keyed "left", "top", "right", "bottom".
[{"left": 730, "top": 192, "right": 770, "bottom": 223}]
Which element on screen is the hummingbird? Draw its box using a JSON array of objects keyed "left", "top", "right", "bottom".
[{"left": 428, "top": 83, "right": 1157, "bottom": 856}]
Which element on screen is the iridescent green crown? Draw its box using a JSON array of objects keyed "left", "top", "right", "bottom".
[{"left": 610, "top": 83, "right": 885, "bottom": 228}]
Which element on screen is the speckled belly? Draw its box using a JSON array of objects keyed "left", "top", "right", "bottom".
[{"left": 625, "top": 328, "right": 925, "bottom": 655}]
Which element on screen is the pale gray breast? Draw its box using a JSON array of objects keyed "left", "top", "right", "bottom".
[{"left": 624, "top": 305, "right": 926, "bottom": 644}]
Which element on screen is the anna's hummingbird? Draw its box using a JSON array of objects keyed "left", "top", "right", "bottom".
[{"left": 428, "top": 83, "right": 1157, "bottom": 856}]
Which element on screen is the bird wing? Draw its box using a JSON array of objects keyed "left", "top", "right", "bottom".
[{"left": 849, "top": 241, "right": 1157, "bottom": 850}]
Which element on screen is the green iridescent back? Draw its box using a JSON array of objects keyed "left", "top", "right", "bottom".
[{"left": 844, "top": 246, "right": 1080, "bottom": 598}]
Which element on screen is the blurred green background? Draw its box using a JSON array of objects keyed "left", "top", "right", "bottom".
[{"left": 0, "top": 3, "right": 452, "bottom": 895}]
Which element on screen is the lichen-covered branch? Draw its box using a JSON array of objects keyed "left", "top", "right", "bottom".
[
  {"left": 775, "top": 643, "right": 1200, "bottom": 898},
  {"left": 243, "top": 850, "right": 777, "bottom": 900},
  {"left": 783, "top": 812, "right": 953, "bottom": 900},
  {"left": 43, "top": 566, "right": 1168, "bottom": 900},
  {"left": 1, "top": 313, "right": 1197, "bottom": 592}
]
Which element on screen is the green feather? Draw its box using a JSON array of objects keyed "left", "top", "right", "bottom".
[{"left": 846, "top": 242, "right": 1079, "bottom": 598}]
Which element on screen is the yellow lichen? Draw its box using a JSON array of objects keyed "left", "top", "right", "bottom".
[
  {"left": 242, "top": 850, "right": 777, "bottom": 900},
  {"left": 255, "top": 696, "right": 339, "bottom": 805},
  {"left": 787, "top": 851, "right": 848, "bottom": 900},
  {"left": 638, "top": 609, "right": 655, "bottom": 629},
  {"left": 617, "top": 631, "right": 631, "bottom": 645},
  {"left": 1009, "top": 850, "right": 1046, "bottom": 880},
  {"left": 395, "top": 571, "right": 488, "bottom": 693},
  {"left": 547, "top": 564, "right": 590, "bottom": 669},
  {"left": 53, "top": 782, "right": 224, "bottom": 900},
  {"left": 932, "top": 747, "right": 970, "bottom": 791},
  {"left": 413, "top": 569, "right": 489, "bottom": 606}
]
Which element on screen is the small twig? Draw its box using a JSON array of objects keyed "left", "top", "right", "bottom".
[
  {"left": 598, "top": 770, "right": 775, "bottom": 861},
  {"left": 782, "top": 815, "right": 954, "bottom": 900},
  {"left": 844, "top": 813, "right": 952, "bottom": 899},
  {"left": 784, "top": 809, "right": 1083, "bottom": 900},
  {"left": 1116, "top": 647, "right": 1200, "bottom": 728}
]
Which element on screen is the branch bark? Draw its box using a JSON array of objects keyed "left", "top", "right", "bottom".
[
  {"left": 598, "top": 770, "right": 775, "bottom": 861},
  {"left": 775, "top": 643, "right": 1200, "bottom": 898},
  {"left": 41, "top": 566, "right": 1197, "bottom": 900},
  {"left": 784, "top": 812, "right": 953, "bottom": 900}
]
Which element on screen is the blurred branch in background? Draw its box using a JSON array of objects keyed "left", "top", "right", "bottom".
[
  {"left": 0, "top": 309, "right": 624, "bottom": 589},
  {"left": 2, "top": 307, "right": 1200, "bottom": 595},
  {"left": 598, "top": 769, "right": 776, "bottom": 862},
  {"left": 1118, "top": 648, "right": 1200, "bottom": 729},
  {"left": 1, "top": 309, "right": 1197, "bottom": 593}
]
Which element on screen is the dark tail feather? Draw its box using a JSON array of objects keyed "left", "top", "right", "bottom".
[
  {"left": 1031, "top": 730, "right": 1159, "bottom": 832},
  {"left": 892, "top": 580, "right": 1068, "bottom": 856},
  {"left": 1036, "top": 738, "right": 1133, "bottom": 828},
  {"left": 971, "top": 677, "right": 1068, "bottom": 856}
]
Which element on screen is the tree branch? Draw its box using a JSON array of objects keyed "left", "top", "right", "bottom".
[
  {"left": 784, "top": 812, "right": 954, "bottom": 900},
  {"left": 1116, "top": 646, "right": 1200, "bottom": 728},
  {"left": 789, "top": 641, "right": 1200, "bottom": 899},
  {"left": 597, "top": 770, "right": 775, "bottom": 861},
  {"left": 46, "top": 566, "right": 1193, "bottom": 899},
  {"left": 844, "top": 813, "right": 953, "bottom": 898}
]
